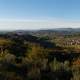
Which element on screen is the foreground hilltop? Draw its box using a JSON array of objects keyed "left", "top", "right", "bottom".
[{"left": 0, "top": 29, "right": 79, "bottom": 80}]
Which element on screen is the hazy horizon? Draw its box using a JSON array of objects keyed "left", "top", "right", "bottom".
[{"left": 0, "top": 0, "right": 80, "bottom": 30}]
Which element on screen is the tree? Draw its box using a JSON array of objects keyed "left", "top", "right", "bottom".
[
  {"left": 8, "top": 38, "right": 28, "bottom": 63},
  {"left": 0, "top": 38, "right": 11, "bottom": 55}
]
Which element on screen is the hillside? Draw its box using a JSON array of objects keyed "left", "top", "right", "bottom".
[{"left": 0, "top": 30, "right": 79, "bottom": 80}]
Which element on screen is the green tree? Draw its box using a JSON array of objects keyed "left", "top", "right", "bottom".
[{"left": 8, "top": 38, "right": 28, "bottom": 64}]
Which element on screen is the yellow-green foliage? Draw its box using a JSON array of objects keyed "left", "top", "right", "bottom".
[{"left": 0, "top": 35, "right": 79, "bottom": 80}]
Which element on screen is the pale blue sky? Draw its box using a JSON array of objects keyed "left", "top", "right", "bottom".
[{"left": 0, "top": 0, "right": 80, "bottom": 30}]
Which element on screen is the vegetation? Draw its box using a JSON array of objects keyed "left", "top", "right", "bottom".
[{"left": 0, "top": 30, "right": 79, "bottom": 80}]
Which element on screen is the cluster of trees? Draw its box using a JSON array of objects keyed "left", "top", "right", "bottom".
[{"left": 0, "top": 33, "right": 79, "bottom": 80}]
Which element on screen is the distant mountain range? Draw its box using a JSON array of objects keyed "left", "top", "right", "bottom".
[
  {"left": 13, "top": 28, "right": 80, "bottom": 35},
  {"left": 0, "top": 28, "right": 80, "bottom": 35},
  {"left": 14, "top": 28, "right": 80, "bottom": 32}
]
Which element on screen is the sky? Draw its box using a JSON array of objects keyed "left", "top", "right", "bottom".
[{"left": 0, "top": 0, "right": 80, "bottom": 30}]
